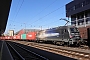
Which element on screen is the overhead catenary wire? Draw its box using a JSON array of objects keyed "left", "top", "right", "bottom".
[
  {"left": 6, "top": 0, "right": 20, "bottom": 30},
  {"left": 6, "top": 0, "right": 68, "bottom": 33},
  {"left": 7, "top": 5, "right": 65, "bottom": 31},
  {"left": 8, "top": 0, "right": 58, "bottom": 28},
  {"left": 6, "top": 0, "right": 25, "bottom": 32},
  {"left": 13, "top": 0, "right": 25, "bottom": 21},
  {"left": 30, "top": 5, "right": 65, "bottom": 25},
  {"left": 11, "top": 0, "right": 20, "bottom": 21},
  {"left": 41, "top": 12, "right": 65, "bottom": 26},
  {"left": 29, "top": 0, "right": 58, "bottom": 21}
]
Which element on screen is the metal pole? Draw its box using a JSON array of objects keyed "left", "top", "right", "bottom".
[
  {"left": 41, "top": 26, "right": 42, "bottom": 30},
  {"left": 24, "top": 23, "right": 26, "bottom": 33},
  {"left": 84, "top": 12, "right": 86, "bottom": 27}
]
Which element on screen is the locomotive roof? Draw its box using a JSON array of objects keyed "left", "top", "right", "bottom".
[
  {"left": 47, "top": 25, "right": 75, "bottom": 30},
  {"left": 35, "top": 25, "right": 76, "bottom": 33}
]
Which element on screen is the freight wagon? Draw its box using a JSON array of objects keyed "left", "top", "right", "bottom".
[
  {"left": 26, "top": 32, "right": 37, "bottom": 41},
  {"left": 20, "top": 32, "right": 37, "bottom": 41},
  {"left": 13, "top": 35, "right": 21, "bottom": 40},
  {"left": 0, "top": 31, "right": 37, "bottom": 41},
  {"left": 0, "top": 26, "right": 86, "bottom": 46},
  {"left": 36, "top": 26, "right": 82, "bottom": 46},
  {"left": 0, "top": 36, "right": 13, "bottom": 40}
]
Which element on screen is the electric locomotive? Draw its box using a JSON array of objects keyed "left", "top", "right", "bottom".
[{"left": 36, "top": 25, "right": 82, "bottom": 46}]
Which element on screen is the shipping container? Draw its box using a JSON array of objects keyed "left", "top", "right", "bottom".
[
  {"left": 1, "top": 36, "right": 4, "bottom": 40},
  {"left": 4, "top": 36, "right": 12, "bottom": 40},
  {"left": 16, "top": 35, "right": 21, "bottom": 40},
  {"left": 5, "top": 36, "right": 8, "bottom": 40},
  {"left": 13, "top": 36, "right": 16, "bottom": 39},
  {"left": 1, "top": 37, "right": 3, "bottom": 40},
  {"left": 17, "top": 29, "right": 24, "bottom": 35},
  {"left": 26, "top": 32, "right": 37, "bottom": 40},
  {"left": 0, "top": 37, "right": 2, "bottom": 40},
  {"left": 0, "top": 37, "right": 1, "bottom": 39},
  {"left": 21, "top": 34, "right": 26, "bottom": 39},
  {"left": 13, "top": 35, "right": 21, "bottom": 40}
]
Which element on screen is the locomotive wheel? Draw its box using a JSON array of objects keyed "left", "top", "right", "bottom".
[
  {"left": 56, "top": 41, "right": 64, "bottom": 45},
  {"left": 64, "top": 42, "right": 69, "bottom": 47},
  {"left": 53, "top": 41, "right": 56, "bottom": 44}
]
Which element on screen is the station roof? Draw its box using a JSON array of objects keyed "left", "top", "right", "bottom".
[{"left": 0, "top": 0, "right": 12, "bottom": 35}]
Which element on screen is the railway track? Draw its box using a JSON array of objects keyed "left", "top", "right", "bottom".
[
  {"left": 9, "top": 40, "right": 90, "bottom": 60},
  {"left": 0, "top": 40, "right": 14, "bottom": 60},
  {"left": 12, "top": 40, "right": 90, "bottom": 50},
  {"left": 0, "top": 40, "right": 3, "bottom": 60},
  {"left": 6, "top": 41, "right": 48, "bottom": 60},
  {"left": 11, "top": 40, "right": 90, "bottom": 60},
  {"left": 29, "top": 43, "right": 90, "bottom": 60},
  {"left": 0, "top": 40, "right": 3, "bottom": 51}
]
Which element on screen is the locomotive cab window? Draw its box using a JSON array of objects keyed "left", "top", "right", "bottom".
[
  {"left": 60, "top": 29, "right": 64, "bottom": 34},
  {"left": 70, "top": 28, "right": 79, "bottom": 33},
  {"left": 64, "top": 29, "right": 68, "bottom": 33}
]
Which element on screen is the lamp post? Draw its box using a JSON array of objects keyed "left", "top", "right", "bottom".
[
  {"left": 24, "top": 23, "right": 26, "bottom": 29},
  {"left": 39, "top": 26, "right": 42, "bottom": 30},
  {"left": 24, "top": 23, "right": 26, "bottom": 33}
]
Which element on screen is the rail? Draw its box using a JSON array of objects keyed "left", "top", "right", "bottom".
[
  {"left": 6, "top": 41, "right": 49, "bottom": 60},
  {"left": 26, "top": 42, "right": 90, "bottom": 60},
  {"left": 7, "top": 42, "right": 25, "bottom": 60},
  {"left": 0, "top": 41, "right": 13, "bottom": 60}
]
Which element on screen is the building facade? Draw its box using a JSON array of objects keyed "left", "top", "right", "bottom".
[
  {"left": 66, "top": 0, "right": 90, "bottom": 27},
  {"left": 66, "top": 0, "right": 90, "bottom": 40},
  {"left": 8, "top": 30, "right": 14, "bottom": 36}
]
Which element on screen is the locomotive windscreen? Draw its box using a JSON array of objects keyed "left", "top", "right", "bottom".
[{"left": 70, "top": 27, "right": 79, "bottom": 33}]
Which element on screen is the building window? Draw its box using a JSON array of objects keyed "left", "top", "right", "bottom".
[
  {"left": 85, "top": 10, "right": 90, "bottom": 18},
  {"left": 83, "top": 1, "right": 86, "bottom": 6},
  {"left": 86, "top": 0, "right": 90, "bottom": 5},
  {"left": 73, "top": 6, "right": 75, "bottom": 10},
  {"left": 78, "top": 19, "right": 84, "bottom": 25},
  {"left": 87, "top": 11, "right": 90, "bottom": 17},
  {"left": 83, "top": 0, "right": 90, "bottom": 6},
  {"left": 75, "top": 3, "right": 82, "bottom": 9},
  {"left": 66, "top": 0, "right": 90, "bottom": 13},
  {"left": 71, "top": 15, "right": 76, "bottom": 21},
  {"left": 86, "top": 18, "right": 90, "bottom": 24},
  {"left": 82, "top": 2, "right": 84, "bottom": 7},
  {"left": 77, "top": 13, "right": 84, "bottom": 19},
  {"left": 71, "top": 21, "right": 76, "bottom": 25},
  {"left": 85, "top": 12, "right": 88, "bottom": 17}
]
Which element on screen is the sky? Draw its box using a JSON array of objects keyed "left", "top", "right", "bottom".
[{"left": 5, "top": 0, "right": 72, "bottom": 33}]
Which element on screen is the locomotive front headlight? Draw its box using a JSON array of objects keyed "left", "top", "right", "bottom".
[{"left": 70, "top": 35, "right": 73, "bottom": 38}]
